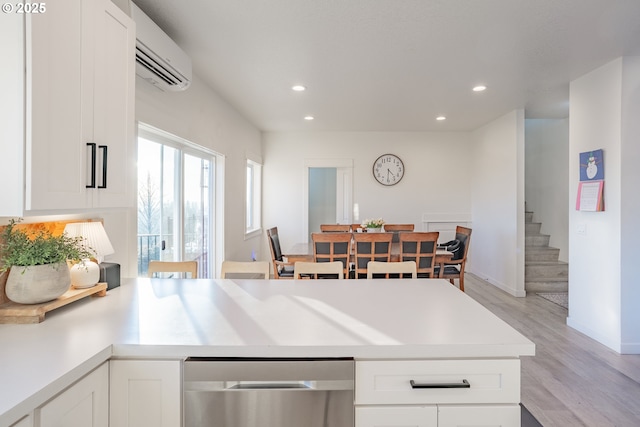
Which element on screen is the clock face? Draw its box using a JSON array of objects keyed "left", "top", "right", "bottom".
[{"left": 373, "top": 154, "right": 404, "bottom": 186}]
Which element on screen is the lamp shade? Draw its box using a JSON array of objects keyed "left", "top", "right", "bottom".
[
  {"left": 63, "top": 222, "right": 114, "bottom": 263},
  {"left": 64, "top": 222, "right": 114, "bottom": 289}
]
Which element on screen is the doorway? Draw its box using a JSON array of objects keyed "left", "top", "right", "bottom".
[
  {"left": 303, "top": 159, "right": 353, "bottom": 242},
  {"left": 308, "top": 168, "right": 337, "bottom": 240}
]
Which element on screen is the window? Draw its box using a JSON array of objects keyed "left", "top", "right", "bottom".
[
  {"left": 245, "top": 159, "right": 262, "bottom": 237},
  {"left": 137, "top": 124, "right": 220, "bottom": 278}
]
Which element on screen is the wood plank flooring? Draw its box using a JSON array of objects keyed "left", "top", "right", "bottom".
[{"left": 463, "top": 274, "right": 640, "bottom": 427}]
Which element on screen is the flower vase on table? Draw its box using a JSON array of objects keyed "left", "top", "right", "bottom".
[{"left": 361, "top": 218, "right": 384, "bottom": 233}]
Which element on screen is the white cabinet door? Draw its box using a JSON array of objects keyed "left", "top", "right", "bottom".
[
  {"left": 25, "top": 0, "right": 134, "bottom": 212},
  {"left": 27, "top": 0, "right": 89, "bottom": 210},
  {"left": 0, "top": 8, "right": 26, "bottom": 217},
  {"left": 356, "top": 406, "right": 437, "bottom": 427},
  {"left": 438, "top": 405, "right": 521, "bottom": 427},
  {"left": 91, "top": 0, "right": 135, "bottom": 209},
  {"left": 110, "top": 360, "right": 181, "bottom": 427},
  {"left": 38, "top": 363, "right": 108, "bottom": 427},
  {"left": 10, "top": 414, "right": 32, "bottom": 427}
]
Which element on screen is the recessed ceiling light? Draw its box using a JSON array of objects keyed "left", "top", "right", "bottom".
[
  {"left": 473, "top": 85, "right": 487, "bottom": 92},
  {"left": 304, "top": 115, "right": 314, "bottom": 121},
  {"left": 436, "top": 116, "right": 446, "bottom": 121},
  {"left": 292, "top": 85, "right": 306, "bottom": 92}
]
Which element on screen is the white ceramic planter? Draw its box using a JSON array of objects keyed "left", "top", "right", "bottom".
[{"left": 5, "top": 262, "right": 71, "bottom": 304}]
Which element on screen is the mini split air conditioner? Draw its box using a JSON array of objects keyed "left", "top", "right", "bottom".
[{"left": 130, "top": 2, "right": 192, "bottom": 91}]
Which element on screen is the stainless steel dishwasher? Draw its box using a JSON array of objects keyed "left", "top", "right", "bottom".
[{"left": 184, "top": 357, "right": 355, "bottom": 427}]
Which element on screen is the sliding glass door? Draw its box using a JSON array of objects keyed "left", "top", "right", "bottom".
[{"left": 137, "top": 125, "right": 215, "bottom": 278}]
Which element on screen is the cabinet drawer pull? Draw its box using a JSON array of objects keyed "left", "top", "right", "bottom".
[
  {"left": 410, "top": 379, "right": 470, "bottom": 389},
  {"left": 86, "top": 143, "right": 96, "bottom": 188},
  {"left": 98, "top": 145, "right": 108, "bottom": 189}
]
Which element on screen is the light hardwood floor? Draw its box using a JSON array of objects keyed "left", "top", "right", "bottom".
[{"left": 463, "top": 274, "right": 640, "bottom": 427}]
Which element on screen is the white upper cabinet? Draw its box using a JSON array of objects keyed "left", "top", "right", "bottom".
[{"left": 2, "top": 0, "right": 135, "bottom": 215}]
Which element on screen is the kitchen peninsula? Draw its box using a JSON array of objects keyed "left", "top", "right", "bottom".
[{"left": 0, "top": 278, "right": 534, "bottom": 426}]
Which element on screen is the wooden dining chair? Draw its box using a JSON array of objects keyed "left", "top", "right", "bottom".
[
  {"left": 382, "top": 224, "right": 415, "bottom": 243},
  {"left": 399, "top": 232, "right": 439, "bottom": 278},
  {"left": 220, "top": 260, "right": 270, "bottom": 279},
  {"left": 434, "top": 226, "right": 472, "bottom": 291},
  {"left": 366, "top": 260, "right": 416, "bottom": 279},
  {"left": 148, "top": 261, "right": 198, "bottom": 278},
  {"left": 320, "top": 224, "right": 351, "bottom": 232},
  {"left": 311, "top": 232, "right": 353, "bottom": 279},
  {"left": 353, "top": 232, "right": 393, "bottom": 279},
  {"left": 267, "top": 227, "right": 309, "bottom": 279},
  {"left": 293, "top": 261, "right": 344, "bottom": 279}
]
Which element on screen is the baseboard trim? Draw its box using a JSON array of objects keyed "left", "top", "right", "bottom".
[
  {"left": 468, "top": 271, "right": 526, "bottom": 297},
  {"left": 567, "top": 316, "right": 622, "bottom": 353}
]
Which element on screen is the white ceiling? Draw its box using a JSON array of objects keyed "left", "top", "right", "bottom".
[{"left": 131, "top": 0, "right": 640, "bottom": 132}]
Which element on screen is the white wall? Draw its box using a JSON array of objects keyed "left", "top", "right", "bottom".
[
  {"left": 619, "top": 57, "right": 640, "bottom": 354},
  {"left": 568, "top": 57, "right": 640, "bottom": 354},
  {"left": 262, "top": 131, "right": 474, "bottom": 259},
  {"left": 471, "top": 110, "right": 526, "bottom": 297},
  {"left": 525, "top": 119, "right": 569, "bottom": 262}
]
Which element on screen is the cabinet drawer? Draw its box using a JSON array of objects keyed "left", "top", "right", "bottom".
[
  {"left": 356, "top": 359, "right": 520, "bottom": 405},
  {"left": 438, "top": 404, "right": 521, "bottom": 427},
  {"left": 356, "top": 406, "right": 438, "bottom": 427}
]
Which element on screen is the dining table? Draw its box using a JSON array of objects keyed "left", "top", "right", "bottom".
[{"left": 287, "top": 239, "right": 454, "bottom": 277}]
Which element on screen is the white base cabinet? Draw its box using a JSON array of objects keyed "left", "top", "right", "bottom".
[
  {"left": 356, "top": 406, "right": 438, "bottom": 427},
  {"left": 110, "top": 360, "right": 181, "bottom": 427},
  {"left": 38, "top": 363, "right": 108, "bottom": 427},
  {"left": 356, "top": 405, "right": 520, "bottom": 427},
  {"left": 355, "top": 359, "right": 522, "bottom": 427}
]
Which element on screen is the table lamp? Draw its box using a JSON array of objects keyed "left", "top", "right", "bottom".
[{"left": 63, "top": 222, "right": 115, "bottom": 289}]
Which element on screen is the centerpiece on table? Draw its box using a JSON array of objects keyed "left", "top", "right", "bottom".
[
  {"left": 361, "top": 218, "right": 385, "bottom": 232},
  {"left": 0, "top": 219, "right": 93, "bottom": 304}
]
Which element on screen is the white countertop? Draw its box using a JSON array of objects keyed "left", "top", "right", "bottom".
[{"left": 0, "top": 278, "right": 534, "bottom": 424}]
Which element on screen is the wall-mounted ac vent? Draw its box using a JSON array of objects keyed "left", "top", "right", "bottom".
[{"left": 131, "top": 2, "right": 192, "bottom": 92}]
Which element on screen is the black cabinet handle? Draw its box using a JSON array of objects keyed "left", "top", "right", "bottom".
[
  {"left": 410, "top": 379, "right": 470, "bottom": 389},
  {"left": 86, "top": 143, "right": 96, "bottom": 188},
  {"left": 98, "top": 145, "right": 108, "bottom": 189}
]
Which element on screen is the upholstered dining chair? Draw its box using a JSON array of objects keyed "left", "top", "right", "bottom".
[
  {"left": 353, "top": 232, "right": 393, "bottom": 279},
  {"left": 366, "top": 260, "right": 417, "bottom": 279},
  {"left": 399, "top": 232, "right": 440, "bottom": 278},
  {"left": 266, "top": 227, "right": 308, "bottom": 279},
  {"left": 434, "top": 226, "right": 472, "bottom": 292},
  {"left": 311, "top": 232, "right": 353, "bottom": 279},
  {"left": 320, "top": 224, "right": 351, "bottom": 232},
  {"left": 148, "top": 261, "right": 198, "bottom": 278},
  {"left": 382, "top": 224, "right": 415, "bottom": 243},
  {"left": 293, "top": 261, "right": 344, "bottom": 279},
  {"left": 220, "top": 260, "right": 270, "bottom": 279}
]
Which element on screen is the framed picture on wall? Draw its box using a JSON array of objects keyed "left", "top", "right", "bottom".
[{"left": 579, "top": 149, "right": 604, "bottom": 181}]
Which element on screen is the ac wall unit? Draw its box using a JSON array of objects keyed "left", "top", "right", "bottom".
[{"left": 130, "top": 2, "right": 192, "bottom": 91}]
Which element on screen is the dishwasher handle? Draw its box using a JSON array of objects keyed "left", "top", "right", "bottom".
[{"left": 228, "top": 381, "right": 311, "bottom": 390}]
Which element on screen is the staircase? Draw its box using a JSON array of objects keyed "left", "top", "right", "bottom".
[{"left": 525, "top": 211, "right": 568, "bottom": 293}]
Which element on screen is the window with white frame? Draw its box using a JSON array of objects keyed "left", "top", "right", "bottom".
[
  {"left": 246, "top": 159, "right": 262, "bottom": 236},
  {"left": 137, "top": 123, "right": 221, "bottom": 278}
]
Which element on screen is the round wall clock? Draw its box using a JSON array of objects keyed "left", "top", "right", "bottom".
[{"left": 373, "top": 154, "right": 404, "bottom": 186}]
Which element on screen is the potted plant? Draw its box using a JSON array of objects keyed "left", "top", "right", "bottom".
[
  {"left": 361, "top": 218, "right": 385, "bottom": 232},
  {"left": 0, "top": 219, "right": 93, "bottom": 304}
]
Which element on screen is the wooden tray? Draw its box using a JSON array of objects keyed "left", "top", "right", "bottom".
[{"left": 0, "top": 283, "right": 107, "bottom": 324}]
